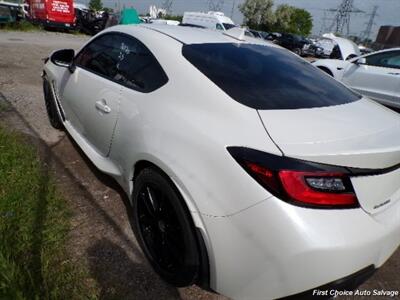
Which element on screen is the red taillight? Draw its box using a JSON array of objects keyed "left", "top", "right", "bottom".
[
  {"left": 279, "top": 170, "right": 357, "bottom": 207},
  {"left": 243, "top": 161, "right": 358, "bottom": 208},
  {"left": 245, "top": 162, "right": 280, "bottom": 193}
]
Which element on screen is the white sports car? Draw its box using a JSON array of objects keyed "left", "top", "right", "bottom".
[
  {"left": 313, "top": 48, "right": 400, "bottom": 108},
  {"left": 43, "top": 24, "right": 400, "bottom": 300}
]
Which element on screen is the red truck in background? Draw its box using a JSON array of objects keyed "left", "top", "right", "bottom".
[{"left": 25, "top": 0, "right": 75, "bottom": 29}]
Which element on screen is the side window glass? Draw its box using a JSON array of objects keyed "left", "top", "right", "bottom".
[
  {"left": 216, "top": 23, "right": 223, "bottom": 30},
  {"left": 365, "top": 51, "right": 400, "bottom": 69},
  {"left": 75, "top": 34, "right": 122, "bottom": 80},
  {"left": 329, "top": 45, "right": 343, "bottom": 60},
  {"left": 114, "top": 36, "right": 169, "bottom": 93}
]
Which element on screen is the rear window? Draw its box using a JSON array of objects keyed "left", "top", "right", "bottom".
[
  {"left": 182, "top": 43, "right": 361, "bottom": 110},
  {"left": 223, "top": 23, "right": 235, "bottom": 30}
]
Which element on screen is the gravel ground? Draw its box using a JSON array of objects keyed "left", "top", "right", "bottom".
[{"left": 0, "top": 31, "right": 399, "bottom": 300}]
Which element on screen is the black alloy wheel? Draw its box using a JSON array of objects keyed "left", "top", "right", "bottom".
[
  {"left": 43, "top": 78, "right": 63, "bottom": 130},
  {"left": 133, "top": 167, "right": 200, "bottom": 286}
]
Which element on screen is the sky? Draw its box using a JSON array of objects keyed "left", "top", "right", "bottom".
[{"left": 79, "top": 0, "right": 400, "bottom": 39}]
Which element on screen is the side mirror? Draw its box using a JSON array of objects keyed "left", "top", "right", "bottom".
[
  {"left": 50, "top": 49, "right": 75, "bottom": 71},
  {"left": 355, "top": 57, "right": 366, "bottom": 65}
]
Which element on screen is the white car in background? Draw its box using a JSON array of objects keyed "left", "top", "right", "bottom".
[
  {"left": 42, "top": 24, "right": 400, "bottom": 300},
  {"left": 316, "top": 33, "right": 361, "bottom": 60},
  {"left": 182, "top": 11, "right": 235, "bottom": 31},
  {"left": 313, "top": 48, "right": 400, "bottom": 108}
]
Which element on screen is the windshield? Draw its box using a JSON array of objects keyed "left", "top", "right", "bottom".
[
  {"left": 182, "top": 43, "right": 361, "bottom": 110},
  {"left": 222, "top": 23, "right": 235, "bottom": 30},
  {"left": 0, "top": 6, "right": 11, "bottom": 17}
]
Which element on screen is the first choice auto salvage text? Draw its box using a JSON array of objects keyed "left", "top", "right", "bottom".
[{"left": 313, "top": 289, "right": 399, "bottom": 297}]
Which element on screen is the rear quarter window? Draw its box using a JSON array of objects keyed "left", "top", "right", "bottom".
[{"left": 182, "top": 43, "right": 361, "bottom": 110}]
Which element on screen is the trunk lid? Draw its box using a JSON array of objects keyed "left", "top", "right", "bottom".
[
  {"left": 351, "top": 168, "right": 400, "bottom": 214},
  {"left": 258, "top": 98, "right": 400, "bottom": 214}
]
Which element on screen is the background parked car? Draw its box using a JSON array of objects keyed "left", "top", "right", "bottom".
[
  {"left": 275, "top": 33, "right": 311, "bottom": 55},
  {"left": 313, "top": 48, "right": 400, "bottom": 108},
  {"left": 314, "top": 38, "right": 336, "bottom": 58},
  {"left": 0, "top": 1, "right": 22, "bottom": 24},
  {"left": 249, "top": 29, "right": 263, "bottom": 39},
  {"left": 302, "top": 42, "right": 324, "bottom": 57},
  {"left": 25, "top": 0, "right": 75, "bottom": 29},
  {"left": 182, "top": 11, "right": 235, "bottom": 31},
  {"left": 265, "top": 32, "right": 281, "bottom": 42},
  {"left": 0, "top": 5, "right": 13, "bottom": 24}
]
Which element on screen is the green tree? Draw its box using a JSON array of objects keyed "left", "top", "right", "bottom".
[
  {"left": 272, "top": 5, "right": 313, "bottom": 35},
  {"left": 89, "top": 0, "right": 103, "bottom": 11},
  {"left": 103, "top": 7, "right": 114, "bottom": 14},
  {"left": 273, "top": 4, "right": 294, "bottom": 33},
  {"left": 164, "top": 15, "right": 183, "bottom": 22},
  {"left": 239, "top": 0, "right": 275, "bottom": 31},
  {"left": 289, "top": 8, "right": 313, "bottom": 36}
]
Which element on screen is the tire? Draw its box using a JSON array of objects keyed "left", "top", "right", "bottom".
[
  {"left": 132, "top": 167, "right": 200, "bottom": 286},
  {"left": 293, "top": 48, "right": 302, "bottom": 55},
  {"left": 43, "top": 78, "right": 63, "bottom": 130}
]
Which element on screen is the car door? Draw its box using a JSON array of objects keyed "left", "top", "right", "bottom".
[
  {"left": 60, "top": 33, "right": 126, "bottom": 156},
  {"left": 342, "top": 50, "right": 400, "bottom": 106}
]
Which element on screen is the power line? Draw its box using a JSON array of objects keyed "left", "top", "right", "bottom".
[
  {"left": 361, "top": 5, "right": 378, "bottom": 41},
  {"left": 319, "top": 10, "right": 329, "bottom": 35},
  {"left": 230, "top": 0, "right": 236, "bottom": 19},
  {"left": 328, "top": 0, "right": 364, "bottom": 36},
  {"left": 206, "top": 0, "right": 224, "bottom": 12},
  {"left": 161, "top": 0, "right": 174, "bottom": 15}
]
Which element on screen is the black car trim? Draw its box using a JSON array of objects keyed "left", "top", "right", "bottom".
[{"left": 49, "top": 80, "right": 66, "bottom": 121}]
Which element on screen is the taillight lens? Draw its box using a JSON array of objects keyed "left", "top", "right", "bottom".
[
  {"left": 228, "top": 146, "right": 360, "bottom": 209},
  {"left": 245, "top": 162, "right": 281, "bottom": 194},
  {"left": 279, "top": 170, "right": 357, "bottom": 206},
  {"left": 243, "top": 161, "right": 358, "bottom": 208}
]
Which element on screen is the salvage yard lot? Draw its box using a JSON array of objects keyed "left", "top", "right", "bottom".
[{"left": 0, "top": 31, "right": 399, "bottom": 299}]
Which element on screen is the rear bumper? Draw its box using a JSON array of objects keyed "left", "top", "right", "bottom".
[
  {"left": 280, "top": 265, "right": 376, "bottom": 299},
  {"left": 202, "top": 195, "right": 400, "bottom": 300}
]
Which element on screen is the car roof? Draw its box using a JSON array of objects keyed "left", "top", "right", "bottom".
[
  {"left": 110, "top": 24, "right": 273, "bottom": 46},
  {"left": 369, "top": 47, "right": 400, "bottom": 55}
]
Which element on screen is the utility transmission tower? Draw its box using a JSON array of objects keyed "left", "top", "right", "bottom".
[
  {"left": 319, "top": 10, "right": 329, "bottom": 35},
  {"left": 230, "top": 0, "right": 236, "bottom": 18},
  {"left": 361, "top": 5, "right": 378, "bottom": 41},
  {"left": 328, "top": 0, "right": 363, "bottom": 36},
  {"left": 207, "top": 0, "right": 225, "bottom": 12},
  {"left": 161, "top": 0, "right": 174, "bottom": 15}
]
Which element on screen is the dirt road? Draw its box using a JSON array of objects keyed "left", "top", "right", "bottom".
[{"left": 0, "top": 31, "right": 399, "bottom": 300}]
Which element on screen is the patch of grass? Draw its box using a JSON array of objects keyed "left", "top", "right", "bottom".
[
  {"left": 0, "top": 20, "right": 42, "bottom": 32},
  {"left": 0, "top": 101, "right": 10, "bottom": 112},
  {"left": 0, "top": 127, "right": 98, "bottom": 299}
]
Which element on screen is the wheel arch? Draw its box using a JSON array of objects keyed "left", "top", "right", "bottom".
[
  {"left": 317, "top": 66, "right": 334, "bottom": 77},
  {"left": 131, "top": 159, "right": 213, "bottom": 290}
]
